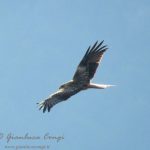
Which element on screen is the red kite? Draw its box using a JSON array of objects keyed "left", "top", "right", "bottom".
[{"left": 37, "top": 41, "right": 114, "bottom": 112}]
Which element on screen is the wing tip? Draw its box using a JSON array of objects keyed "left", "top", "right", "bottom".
[
  {"left": 90, "top": 40, "right": 108, "bottom": 52},
  {"left": 37, "top": 100, "right": 52, "bottom": 113}
]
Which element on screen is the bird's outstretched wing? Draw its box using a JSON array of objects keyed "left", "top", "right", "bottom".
[
  {"left": 73, "top": 41, "right": 108, "bottom": 82},
  {"left": 37, "top": 87, "right": 78, "bottom": 113}
]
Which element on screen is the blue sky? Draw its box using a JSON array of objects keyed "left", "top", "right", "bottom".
[{"left": 0, "top": 0, "right": 150, "bottom": 149}]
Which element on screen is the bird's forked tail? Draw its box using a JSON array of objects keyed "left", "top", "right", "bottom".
[{"left": 88, "top": 83, "right": 115, "bottom": 89}]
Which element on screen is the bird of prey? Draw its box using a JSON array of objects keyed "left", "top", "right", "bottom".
[{"left": 37, "top": 41, "right": 114, "bottom": 113}]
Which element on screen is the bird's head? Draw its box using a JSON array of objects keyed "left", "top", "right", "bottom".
[{"left": 59, "top": 84, "right": 66, "bottom": 89}]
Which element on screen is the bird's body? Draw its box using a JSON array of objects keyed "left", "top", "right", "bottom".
[{"left": 37, "top": 41, "right": 114, "bottom": 112}]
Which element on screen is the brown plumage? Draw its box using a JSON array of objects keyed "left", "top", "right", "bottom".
[{"left": 37, "top": 41, "right": 114, "bottom": 113}]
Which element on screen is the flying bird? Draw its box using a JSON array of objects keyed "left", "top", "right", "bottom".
[{"left": 37, "top": 41, "right": 114, "bottom": 113}]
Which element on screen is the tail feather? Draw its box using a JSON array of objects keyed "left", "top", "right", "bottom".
[{"left": 88, "top": 83, "right": 115, "bottom": 89}]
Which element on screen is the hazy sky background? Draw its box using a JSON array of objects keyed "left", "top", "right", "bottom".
[{"left": 0, "top": 0, "right": 150, "bottom": 149}]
